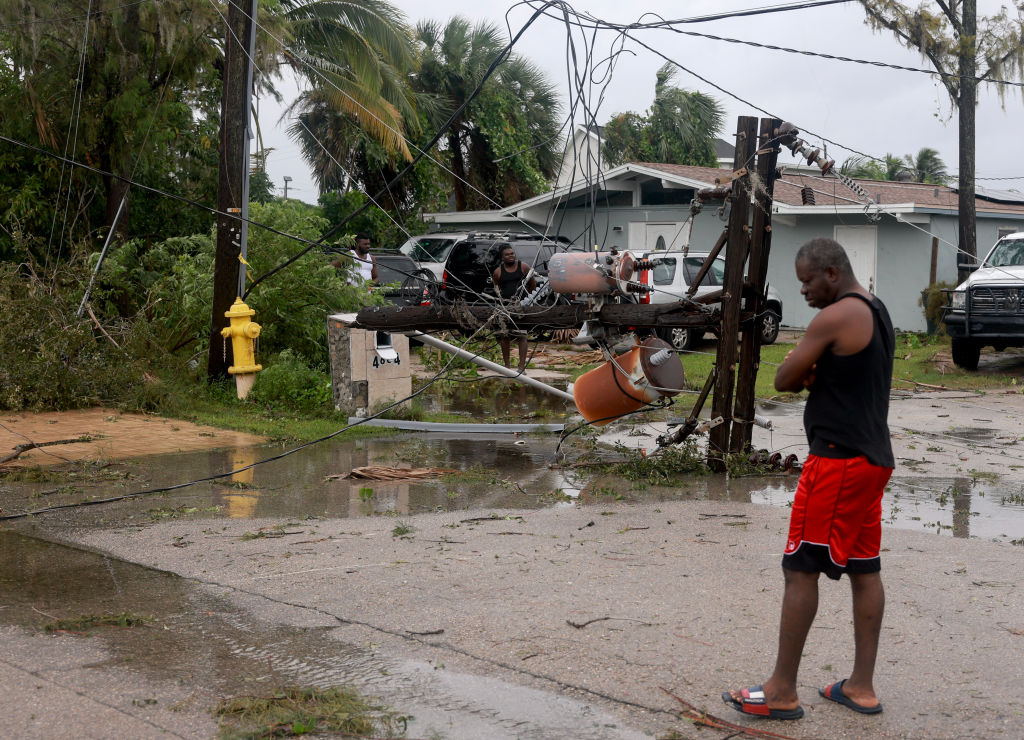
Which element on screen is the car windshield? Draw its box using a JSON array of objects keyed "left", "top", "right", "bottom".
[
  {"left": 400, "top": 236, "right": 458, "bottom": 263},
  {"left": 984, "top": 238, "right": 1024, "bottom": 268}
]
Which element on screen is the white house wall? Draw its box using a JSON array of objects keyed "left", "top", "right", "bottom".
[{"left": 434, "top": 201, "right": 1024, "bottom": 333}]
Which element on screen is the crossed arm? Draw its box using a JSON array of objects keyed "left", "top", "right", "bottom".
[{"left": 774, "top": 299, "right": 869, "bottom": 392}]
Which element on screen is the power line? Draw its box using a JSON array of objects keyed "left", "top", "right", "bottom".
[{"left": 656, "top": 28, "right": 1024, "bottom": 89}]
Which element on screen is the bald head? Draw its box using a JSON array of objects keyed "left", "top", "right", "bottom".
[{"left": 796, "top": 238, "right": 854, "bottom": 278}]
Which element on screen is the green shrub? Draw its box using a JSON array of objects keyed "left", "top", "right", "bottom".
[
  {"left": 92, "top": 201, "right": 381, "bottom": 370},
  {"left": 0, "top": 261, "right": 163, "bottom": 411},
  {"left": 248, "top": 350, "right": 333, "bottom": 412},
  {"left": 920, "top": 281, "right": 954, "bottom": 336}
]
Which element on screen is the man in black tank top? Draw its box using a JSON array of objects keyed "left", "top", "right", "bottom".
[
  {"left": 492, "top": 245, "right": 536, "bottom": 372},
  {"left": 724, "top": 238, "right": 894, "bottom": 721}
]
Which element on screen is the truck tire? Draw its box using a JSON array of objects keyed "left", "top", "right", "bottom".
[
  {"left": 951, "top": 338, "right": 981, "bottom": 370},
  {"left": 659, "top": 326, "right": 700, "bottom": 351}
]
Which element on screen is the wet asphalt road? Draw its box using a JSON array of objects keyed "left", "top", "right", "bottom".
[{"left": 3, "top": 387, "right": 1024, "bottom": 738}]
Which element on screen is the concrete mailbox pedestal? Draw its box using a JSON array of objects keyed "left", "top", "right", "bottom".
[{"left": 326, "top": 313, "right": 412, "bottom": 416}]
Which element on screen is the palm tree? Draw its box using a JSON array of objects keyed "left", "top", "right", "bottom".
[
  {"left": 646, "top": 64, "right": 724, "bottom": 168},
  {"left": 839, "top": 155, "right": 886, "bottom": 180},
  {"left": 414, "top": 16, "right": 561, "bottom": 210},
  {"left": 840, "top": 149, "right": 948, "bottom": 184},
  {"left": 603, "top": 63, "right": 724, "bottom": 168},
  {"left": 279, "top": 0, "right": 421, "bottom": 194},
  {"left": 902, "top": 147, "right": 949, "bottom": 184}
]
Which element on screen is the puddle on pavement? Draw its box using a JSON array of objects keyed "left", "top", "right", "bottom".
[
  {"left": 0, "top": 530, "right": 655, "bottom": 739},
  {"left": 0, "top": 529, "right": 385, "bottom": 697},
  {"left": 752, "top": 474, "right": 1024, "bottom": 542},
  {"left": 4, "top": 421, "right": 1024, "bottom": 542},
  {"left": 418, "top": 378, "right": 574, "bottom": 420}
]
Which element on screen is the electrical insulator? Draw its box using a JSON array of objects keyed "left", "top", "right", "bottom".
[
  {"left": 520, "top": 281, "right": 552, "bottom": 307},
  {"left": 633, "top": 259, "right": 654, "bottom": 271},
  {"left": 787, "top": 137, "right": 835, "bottom": 176},
  {"left": 625, "top": 283, "right": 651, "bottom": 294},
  {"left": 801, "top": 186, "right": 815, "bottom": 206},
  {"left": 775, "top": 122, "right": 799, "bottom": 146}
]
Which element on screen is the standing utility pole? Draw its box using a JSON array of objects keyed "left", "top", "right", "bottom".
[
  {"left": 208, "top": 0, "right": 258, "bottom": 380},
  {"left": 956, "top": 0, "right": 977, "bottom": 282},
  {"left": 730, "top": 118, "right": 781, "bottom": 454},
  {"left": 708, "top": 116, "right": 758, "bottom": 471}
]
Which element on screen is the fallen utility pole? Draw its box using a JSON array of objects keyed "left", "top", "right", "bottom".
[
  {"left": 354, "top": 296, "right": 760, "bottom": 334},
  {"left": 409, "top": 331, "right": 575, "bottom": 403},
  {"left": 351, "top": 116, "right": 810, "bottom": 446}
]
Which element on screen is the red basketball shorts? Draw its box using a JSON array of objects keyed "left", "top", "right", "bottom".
[{"left": 783, "top": 454, "right": 893, "bottom": 580}]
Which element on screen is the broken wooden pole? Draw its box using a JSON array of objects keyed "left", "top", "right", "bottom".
[
  {"left": 731, "top": 117, "right": 782, "bottom": 454},
  {"left": 708, "top": 116, "right": 758, "bottom": 471}
]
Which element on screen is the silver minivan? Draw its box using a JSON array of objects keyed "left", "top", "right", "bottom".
[{"left": 640, "top": 251, "right": 783, "bottom": 350}]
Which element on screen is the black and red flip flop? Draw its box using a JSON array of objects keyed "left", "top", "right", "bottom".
[{"left": 721, "top": 685, "right": 805, "bottom": 720}]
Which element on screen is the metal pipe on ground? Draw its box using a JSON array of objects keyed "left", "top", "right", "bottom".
[{"left": 407, "top": 331, "right": 577, "bottom": 404}]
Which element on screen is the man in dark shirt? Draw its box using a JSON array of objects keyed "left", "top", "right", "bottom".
[
  {"left": 492, "top": 245, "right": 536, "bottom": 372},
  {"left": 724, "top": 237, "right": 895, "bottom": 720}
]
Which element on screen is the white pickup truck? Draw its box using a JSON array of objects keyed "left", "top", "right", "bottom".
[
  {"left": 638, "top": 250, "right": 783, "bottom": 350},
  {"left": 944, "top": 232, "right": 1024, "bottom": 369}
]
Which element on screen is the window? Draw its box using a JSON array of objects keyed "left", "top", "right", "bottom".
[
  {"left": 683, "top": 256, "right": 724, "bottom": 287},
  {"left": 400, "top": 237, "right": 458, "bottom": 263},
  {"left": 651, "top": 258, "right": 677, "bottom": 285}
]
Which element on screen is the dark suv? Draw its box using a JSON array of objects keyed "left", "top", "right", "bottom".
[{"left": 440, "top": 233, "right": 570, "bottom": 303}]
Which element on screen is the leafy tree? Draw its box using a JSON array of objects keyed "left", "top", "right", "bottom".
[
  {"left": 0, "top": 0, "right": 226, "bottom": 257},
  {"left": 603, "top": 63, "right": 724, "bottom": 168},
  {"left": 318, "top": 190, "right": 432, "bottom": 251},
  {"left": 858, "top": 0, "right": 1024, "bottom": 273},
  {"left": 92, "top": 201, "right": 375, "bottom": 368},
  {"left": 414, "top": 16, "right": 561, "bottom": 210},
  {"left": 603, "top": 112, "right": 653, "bottom": 164},
  {"left": 289, "top": 102, "right": 446, "bottom": 219},
  {"left": 840, "top": 153, "right": 904, "bottom": 180}
]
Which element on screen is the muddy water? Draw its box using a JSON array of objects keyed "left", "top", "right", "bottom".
[
  {"left": 0, "top": 530, "right": 652, "bottom": 739},
  {"left": 418, "top": 379, "right": 573, "bottom": 420},
  {"left": 5, "top": 429, "right": 1024, "bottom": 542}
]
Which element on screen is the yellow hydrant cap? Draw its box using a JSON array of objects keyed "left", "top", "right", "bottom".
[{"left": 224, "top": 297, "right": 256, "bottom": 319}]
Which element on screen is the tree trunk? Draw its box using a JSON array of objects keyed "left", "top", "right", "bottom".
[
  {"left": 449, "top": 129, "right": 467, "bottom": 211},
  {"left": 208, "top": 0, "right": 253, "bottom": 380},
  {"left": 957, "top": 0, "right": 977, "bottom": 282}
]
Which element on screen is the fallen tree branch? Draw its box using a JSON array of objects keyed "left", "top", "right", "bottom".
[
  {"left": 660, "top": 687, "right": 802, "bottom": 740},
  {"left": 567, "top": 616, "right": 654, "bottom": 629},
  {"left": 1, "top": 436, "right": 95, "bottom": 464}
]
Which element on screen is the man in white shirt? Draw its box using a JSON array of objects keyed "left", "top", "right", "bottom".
[{"left": 333, "top": 233, "right": 377, "bottom": 284}]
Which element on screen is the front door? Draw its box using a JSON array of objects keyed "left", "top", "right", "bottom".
[{"left": 834, "top": 225, "right": 878, "bottom": 293}]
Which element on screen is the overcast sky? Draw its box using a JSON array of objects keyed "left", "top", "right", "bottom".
[{"left": 257, "top": 0, "right": 1024, "bottom": 205}]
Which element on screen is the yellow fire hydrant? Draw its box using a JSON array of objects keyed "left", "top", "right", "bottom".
[{"left": 220, "top": 297, "right": 262, "bottom": 399}]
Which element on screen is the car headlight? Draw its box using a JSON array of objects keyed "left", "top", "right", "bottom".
[{"left": 950, "top": 291, "right": 965, "bottom": 311}]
